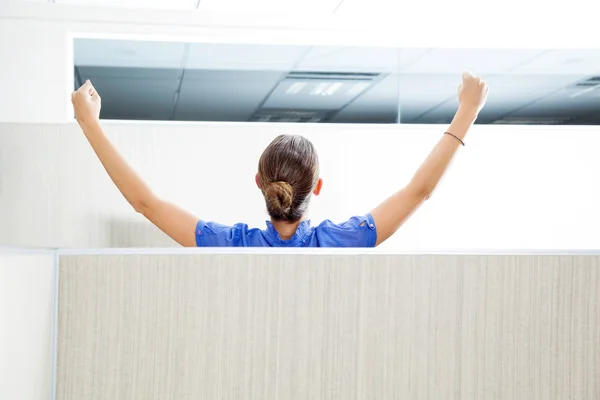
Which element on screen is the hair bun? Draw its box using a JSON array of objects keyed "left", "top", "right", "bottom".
[{"left": 264, "top": 181, "right": 294, "bottom": 217}]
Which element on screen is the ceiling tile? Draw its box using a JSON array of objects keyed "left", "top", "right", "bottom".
[
  {"left": 514, "top": 50, "right": 600, "bottom": 75},
  {"left": 185, "top": 43, "right": 309, "bottom": 72},
  {"left": 295, "top": 47, "right": 430, "bottom": 73},
  {"left": 331, "top": 74, "right": 399, "bottom": 123},
  {"left": 571, "top": 112, "right": 600, "bottom": 125},
  {"left": 413, "top": 76, "right": 600, "bottom": 124},
  {"left": 485, "top": 74, "right": 585, "bottom": 90},
  {"left": 334, "top": 0, "right": 401, "bottom": 14},
  {"left": 413, "top": 88, "right": 555, "bottom": 124},
  {"left": 74, "top": 39, "right": 186, "bottom": 69},
  {"left": 197, "top": 0, "right": 340, "bottom": 13},
  {"left": 508, "top": 87, "right": 600, "bottom": 120},
  {"left": 91, "top": 77, "right": 179, "bottom": 120},
  {"left": 183, "top": 69, "right": 284, "bottom": 82},
  {"left": 402, "top": 49, "right": 547, "bottom": 75},
  {"left": 78, "top": 66, "right": 181, "bottom": 80},
  {"left": 175, "top": 73, "right": 281, "bottom": 121},
  {"left": 395, "top": 74, "right": 456, "bottom": 122},
  {"left": 398, "top": 74, "right": 457, "bottom": 99},
  {"left": 55, "top": 0, "right": 199, "bottom": 9}
]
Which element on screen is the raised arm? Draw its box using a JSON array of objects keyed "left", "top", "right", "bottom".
[
  {"left": 71, "top": 80, "right": 198, "bottom": 247},
  {"left": 371, "top": 71, "right": 488, "bottom": 246}
]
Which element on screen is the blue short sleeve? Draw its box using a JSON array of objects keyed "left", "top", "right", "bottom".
[
  {"left": 314, "top": 214, "right": 377, "bottom": 248},
  {"left": 195, "top": 220, "right": 246, "bottom": 247}
]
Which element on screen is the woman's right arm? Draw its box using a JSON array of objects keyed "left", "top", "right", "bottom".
[
  {"left": 370, "top": 71, "right": 488, "bottom": 246},
  {"left": 72, "top": 81, "right": 199, "bottom": 247}
]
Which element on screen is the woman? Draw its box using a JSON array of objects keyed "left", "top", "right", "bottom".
[{"left": 71, "top": 71, "right": 488, "bottom": 248}]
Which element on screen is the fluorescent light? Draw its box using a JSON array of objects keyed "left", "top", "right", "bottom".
[
  {"left": 346, "top": 82, "right": 370, "bottom": 96},
  {"left": 309, "top": 82, "right": 330, "bottom": 96},
  {"left": 309, "top": 81, "right": 344, "bottom": 96},
  {"left": 285, "top": 82, "right": 307, "bottom": 95},
  {"left": 324, "top": 82, "right": 344, "bottom": 95},
  {"left": 492, "top": 117, "right": 571, "bottom": 125}
]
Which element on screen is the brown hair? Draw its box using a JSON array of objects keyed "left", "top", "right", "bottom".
[{"left": 257, "top": 134, "right": 320, "bottom": 222}]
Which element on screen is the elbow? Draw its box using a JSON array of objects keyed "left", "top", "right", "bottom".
[
  {"left": 131, "top": 199, "right": 151, "bottom": 216},
  {"left": 131, "top": 193, "right": 160, "bottom": 217},
  {"left": 413, "top": 184, "right": 434, "bottom": 202}
]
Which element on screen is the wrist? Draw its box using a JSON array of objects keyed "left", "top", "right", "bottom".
[
  {"left": 78, "top": 118, "right": 101, "bottom": 132},
  {"left": 455, "top": 106, "right": 479, "bottom": 122}
]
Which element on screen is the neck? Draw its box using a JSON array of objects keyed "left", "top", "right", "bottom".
[{"left": 270, "top": 218, "right": 305, "bottom": 240}]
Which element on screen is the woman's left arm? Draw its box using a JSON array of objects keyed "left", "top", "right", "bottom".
[
  {"left": 370, "top": 72, "right": 488, "bottom": 246},
  {"left": 72, "top": 81, "right": 199, "bottom": 247}
]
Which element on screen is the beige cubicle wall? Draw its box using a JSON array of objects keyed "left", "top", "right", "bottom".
[{"left": 56, "top": 252, "right": 600, "bottom": 400}]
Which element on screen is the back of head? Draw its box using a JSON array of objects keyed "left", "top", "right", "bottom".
[{"left": 257, "top": 134, "right": 320, "bottom": 222}]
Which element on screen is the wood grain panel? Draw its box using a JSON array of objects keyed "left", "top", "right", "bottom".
[{"left": 56, "top": 254, "right": 600, "bottom": 399}]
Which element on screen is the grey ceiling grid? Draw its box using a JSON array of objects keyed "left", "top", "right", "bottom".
[
  {"left": 72, "top": 39, "right": 600, "bottom": 125},
  {"left": 170, "top": 44, "right": 192, "bottom": 121}
]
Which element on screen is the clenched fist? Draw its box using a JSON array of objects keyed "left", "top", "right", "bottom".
[
  {"left": 458, "top": 71, "right": 488, "bottom": 115},
  {"left": 72, "top": 80, "right": 101, "bottom": 126}
]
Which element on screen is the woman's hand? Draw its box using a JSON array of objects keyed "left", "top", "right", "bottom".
[
  {"left": 71, "top": 80, "right": 101, "bottom": 126},
  {"left": 457, "top": 71, "right": 488, "bottom": 117}
]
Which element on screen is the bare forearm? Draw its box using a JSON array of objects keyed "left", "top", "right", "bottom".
[
  {"left": 80, "top": 121, "right": 156, "bottom": 211},
  {"left": 410, "top": 107, "right": 477, "bottom": 195}
]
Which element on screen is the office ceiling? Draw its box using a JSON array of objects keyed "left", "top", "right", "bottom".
[
  {"left": 73, "top": 39, "right": 600, "bottom": 125},
  {"left": 27, "top": 0, "right": 349, "bottom": 13}
]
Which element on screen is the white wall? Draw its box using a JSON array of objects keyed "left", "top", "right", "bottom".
[
  {"left": 0, "top": 250, "right": 55, "bottom": 400},
  {"left": 1, "top": 122, "right": 599, "bottom": 250}
]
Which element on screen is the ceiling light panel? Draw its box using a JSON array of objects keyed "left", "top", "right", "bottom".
[
  {"left": 262, "top": 79, "right": 373, "bottom": 110},
  {"left": 402, "top": 49, "right": 549, "bottom": 74},
  {"left": 54, "top": 0, "right": 199, "bottom": 10}
]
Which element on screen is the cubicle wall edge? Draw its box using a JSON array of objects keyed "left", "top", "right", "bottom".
[{"left": 0, "top": 247, "right": 58, "bottom": 400}]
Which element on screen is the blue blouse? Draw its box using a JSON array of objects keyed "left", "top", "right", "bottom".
[{"left": 195, "top": 214, "right": 377, "bottom": 247}]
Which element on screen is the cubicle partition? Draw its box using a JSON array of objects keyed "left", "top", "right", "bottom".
[
  {"left": 54, "top": 250, "right": 600, "bottom": 400},
  {"left": 0, "top": 248, "right": 56, "bottom": 400}
]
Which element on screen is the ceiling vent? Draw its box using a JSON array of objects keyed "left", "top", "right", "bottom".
[
  {"left": 285, "top": 71, "right": 380, "bottom": 81},
  {"left": 250, "top": 71, "right": 385, "bottom": 122},
  {"left": 249, "top": 109, "right": 331, "bottom": 123},
  {"left": 572, "top": 76, "right": 600, "bottom": 87},
  {"left": 492, "top": 117, "right": 573, "bottom": 125}
]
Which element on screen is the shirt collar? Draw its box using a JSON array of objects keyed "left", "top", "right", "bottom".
[{"left": 264, "top": 220, "right": 311, "bottom": 246}]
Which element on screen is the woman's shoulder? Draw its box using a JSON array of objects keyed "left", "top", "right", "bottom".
[
  {"left": 313, "top": 214, "right": 377, "bottom": 248},
  {"left": 195, "top": 220, "right": 266, "bottom": 247}
]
